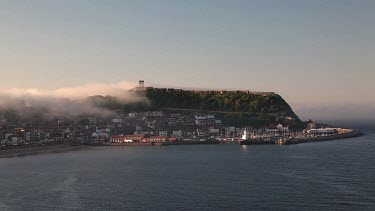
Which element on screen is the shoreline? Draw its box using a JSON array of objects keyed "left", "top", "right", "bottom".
[
  {"left": 0, "top": 145, "right": 86, "bottom": 158},
  {"left": 0, "top": 131, "right": 365, "bottom": 158}
]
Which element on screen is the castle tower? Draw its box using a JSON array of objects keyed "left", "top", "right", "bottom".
[{"left": 139, "top": 80, "right": 145, "bottom": 89}]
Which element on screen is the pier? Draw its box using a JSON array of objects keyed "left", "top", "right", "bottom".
[{"left": 240, "top": 129, "right": 364, "bottom": 146}]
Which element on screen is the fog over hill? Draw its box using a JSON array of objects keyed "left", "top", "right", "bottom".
[
  {"left": 0, "top": 81, "right": 373, "bottom": 129},
  {"left": 0, "top": 81, "right": 148, "bottom": 118}
]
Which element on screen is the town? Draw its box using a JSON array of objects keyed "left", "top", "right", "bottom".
[
  {"left": 0, "top": 81, "right": 360, "bottom": 149},
  {"left": 0, "top": 107, "right": 354, "bottom": 148}
]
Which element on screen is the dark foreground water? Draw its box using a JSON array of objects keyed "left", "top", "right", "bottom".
[{"left": 1, "top": 130, "right": 374, "bottom": 210}]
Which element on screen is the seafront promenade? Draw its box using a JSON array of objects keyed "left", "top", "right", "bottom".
[{"left": 0, "top": 129, "right": 364, "bottom": 158}]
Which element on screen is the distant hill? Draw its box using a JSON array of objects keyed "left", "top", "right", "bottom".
[
  {"left": 85, "top": 87, "right": 303, "bottom": 128},
  {"left": 0, "top": 87, "right": 302, "bottom": 128},
  {"left": 143, "top": 88, "right": 302, "bottom": 128}
]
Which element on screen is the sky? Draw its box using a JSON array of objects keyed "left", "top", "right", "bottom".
[{"left": 0, "top": 0, "right": 374, "bottom": 121}]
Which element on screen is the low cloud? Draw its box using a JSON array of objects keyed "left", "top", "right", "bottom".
[
  {"left": 0, "top": 81, "right": 141, "bottom": 100},
  {"left": 0, "top": 81, "right": 148, "bottom": 119},
  {"left": 291, "top": 101, "right": 375, "bottom": 122}
]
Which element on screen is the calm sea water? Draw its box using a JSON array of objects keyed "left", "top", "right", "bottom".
[{"left": 0, "top": 129, "right": 374, "bottom": 211}]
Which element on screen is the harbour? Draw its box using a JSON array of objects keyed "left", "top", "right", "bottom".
[
  {"left": 240, "top": 129, "right": 364, "bottom": 145},
  {"left": 1, "top": 130, "right": 374, "bottom": 210}
]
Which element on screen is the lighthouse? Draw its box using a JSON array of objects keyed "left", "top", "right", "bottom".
[{"left": 242, "top": 129, "right": 249, "bottom": 140}]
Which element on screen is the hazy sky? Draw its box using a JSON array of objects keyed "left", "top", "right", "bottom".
[{"left": 0, "top": 0, "right": 374, "bottom": 121}]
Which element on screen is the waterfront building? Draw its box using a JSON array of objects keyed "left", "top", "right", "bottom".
[
  {"left": 111, "top": 135, "right": 132, "bottom": 143},
  {"left": 225, "top": 127, "right": 236, "bottom": 137},
  {"left": 144, "top": 136, "right": 167, "bottom": 143},
  {"left": 158, "top": 131, "right": 168, "bottom": 136},
  {"left": 92, "top": 132, "right": 109, "bottom": 140},
  {"left": 208, "top": 127, "right": 220, "bottom": 135},
  {"left": 265, "top": 124, "right": 289, "bottom": 134},
  {"left": 172, "top": 130, "right": 183, "bottom": 138},
  {"left": 307, "top": 128, "right": 338, "bottom": 136},
  {"left": 115, "top": 134, "right": 145, "bottom": 142},
  {"left": 307, "top": 120, "right": 317, "bottom": 130}
]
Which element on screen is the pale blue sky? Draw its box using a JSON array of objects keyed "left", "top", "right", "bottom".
[{"left": 0, "top": 0, "right": 374, "bottom": 120}]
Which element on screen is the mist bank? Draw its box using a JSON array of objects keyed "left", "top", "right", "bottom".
[
  {"left": 291, "top": 101, "right": 375, "bottom": 125},
  {"left": 0, "top": 83, "right": 303, "bottom": 128},
  {"left": 3, "top": 81, "right": 372, "bottom": 129},
  {"left": 0, "top": 81, "right": 148, "bottom": 119}
]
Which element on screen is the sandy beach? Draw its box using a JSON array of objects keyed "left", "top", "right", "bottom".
[{"left": 0, "top": 145, "right": 87, "bottom": 158}]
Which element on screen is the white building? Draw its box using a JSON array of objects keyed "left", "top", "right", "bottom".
[
  {"left": 112, "top": 118, "right": 123, "bottom": 124},
  {"left": 92, "top": 132, "right": 109, "bottom": 139},
  {"left": 307, "top": 128, "right": 338, "bottom": 136},
  {"left": 195, "top": 115, "right": 215, "bottom": 126},
  {"left": 265, "top": 124, "right": 289, "bottom": 134},
  {"left": 144, "top": 111, "right": 164, "bottom": 117},
  {"left": 225, "top": 127, "right": 236, "bottom": 137},
  {"left": 110, "top": 135, "right": 133, "bottom": 143},
  {"left": 172, "top": 130, "right": 183, "bottom": 138},
  {"left": 129, "top": 113, "right": 138, "bottom": 118},
  {"left": 158, "top": 131, "right": 168, "bottom": 137},
  {"left": 208, "top": 127, "right": 220, "bottom": 135}
]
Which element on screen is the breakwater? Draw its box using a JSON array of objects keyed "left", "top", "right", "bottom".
[
  {"left": 240, "top": 140, "right": 275, "bottom": 145},
  {"left": 240, "top": 130, "right": 364, "bottom": 146},
  {"left": 278, "top": 130, "right": 364, "bottom": 145},
  {"left": 162, "top": 140, "right": 220, "bottom": 146}
]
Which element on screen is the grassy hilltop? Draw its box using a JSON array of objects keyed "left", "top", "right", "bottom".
[
  {"left": 0, "top": 87, "right": 302, "bottom": 129},
  {"left": 85, "top": 87, "right": 303, "bottom": 128},
  {"left": 143, "top": 88, "right": 302, "bottom": 128}
]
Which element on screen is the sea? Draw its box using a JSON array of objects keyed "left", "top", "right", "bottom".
[{"left": 0, "top": 128, "right": 374, "bottom": 210}]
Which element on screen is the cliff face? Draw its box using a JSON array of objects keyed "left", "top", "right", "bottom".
[{"left": 145, "top": 88, "right": 302, "bottom": 128}]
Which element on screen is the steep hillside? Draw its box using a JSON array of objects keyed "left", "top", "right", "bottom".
[
  {"left": 144, "top": 88, "right": 302, "bottom": 128},
  {"left": 87, "top": 88, "right": 302, "bottom": 128}
]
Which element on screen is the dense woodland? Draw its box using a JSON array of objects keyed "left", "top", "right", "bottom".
[
  {"left": 145, "top": 89, "right": 293, "bottom": 114},
  {"left": 143, "top": 88, "right": 302, "bottom": 128}
]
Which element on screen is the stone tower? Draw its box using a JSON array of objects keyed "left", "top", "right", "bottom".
[{"left": 139, "top": 80, "right": 145, "bottom": 89}]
